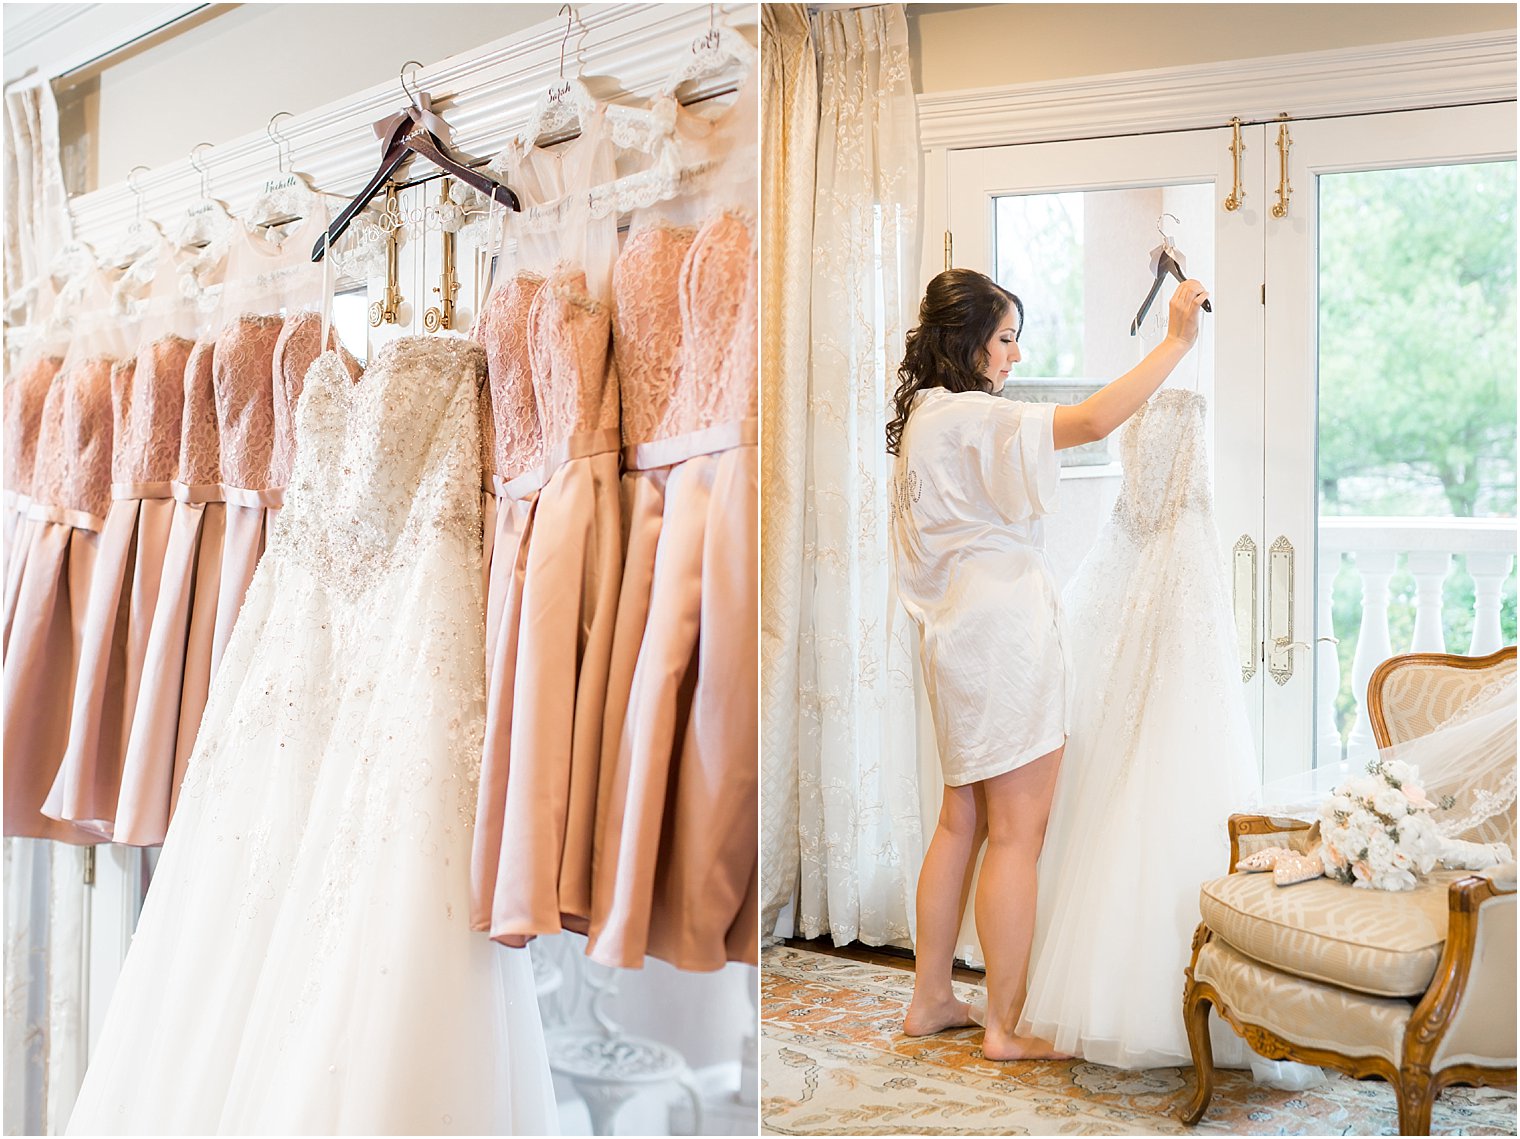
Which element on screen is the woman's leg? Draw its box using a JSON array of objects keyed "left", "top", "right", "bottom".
[
  {"left": 978, "top": 744, "right": 1067, "bottom": 1061},
  {"left": 904, "top": 780, "right": 987, "bottom": 1035}
]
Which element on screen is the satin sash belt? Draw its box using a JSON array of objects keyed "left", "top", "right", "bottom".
[
  {"left": 170, "top": 481, "right": 226, "bottom": 505},
  {"left": 491, "top": 427, "right": 621, "bottom": 501},
  {"left": 112, "top": 480, "right": 177, "bottom": 501},
  {"left": 622, "top": 417, "right": 757, "bottom": 472},
  {"left": 26, "top": 501, "right": 106, "bottom": 532},
  {"left": 7, "top": 492, "right": 30, "bottom": 515},
  {"left": 221, "top": 485, "right": 285, "bottom": 509}
]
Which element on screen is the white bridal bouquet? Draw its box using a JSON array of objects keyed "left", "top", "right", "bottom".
[
  {"left": 1317, "top": 758, "right": 1452, "bottom": 891},
  {"left": 1313, "top": 754, "right": 1513, "bottom": 888}
]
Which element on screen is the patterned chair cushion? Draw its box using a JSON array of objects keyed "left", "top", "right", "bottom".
[
  {"left": 1194, "top": 935, "right": 1411, "bottom": 1066},
  {"left": 1200, "top": 870, "right": 1468, "bottom": 999}
]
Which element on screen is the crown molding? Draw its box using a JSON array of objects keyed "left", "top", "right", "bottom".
[
  {"left": 2, "top": 3, "right": 207, "bottom": 87},
  {"left": 916, "top": 30, "right": 1517, "bottom": 150},
  {"left": 64, "top": 2, "right": 754, "bottom": 250}
]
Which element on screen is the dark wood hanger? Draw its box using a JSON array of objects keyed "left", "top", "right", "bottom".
[
  {"left": 1130, "top": 241, "right": 1212, "bottom": 336},
  {"left": 312, "top": 103, "right": 519, "bottom": 262}
]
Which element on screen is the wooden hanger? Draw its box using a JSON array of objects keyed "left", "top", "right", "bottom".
[
  {"left": 313, "top": 63, "right": 518, "bottom": 262},
  {"left": 1130, "top": 213, "right": 1211, "bottom": 336}
]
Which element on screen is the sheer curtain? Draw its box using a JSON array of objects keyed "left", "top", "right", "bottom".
[
  {"left": 760, "top": 4, "right": 925, "bottom": 949},
  {"left": 3, "top": 73, "right": 72, "bottom": 318},
  {"left": 759, "top": 3, "right": 816, "bottom": 946},
  {"left": 3, "top": 69, "right": 87, "bottom": 1139}
]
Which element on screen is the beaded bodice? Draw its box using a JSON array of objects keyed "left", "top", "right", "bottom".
[
  {"left": 213, "top": 314, "right": 282, "bottom": 491},
  {"left": 1111, "top": 389, "right": 1211, "bottom": 540},
  {"left": 113, "top": 335, "right": 192, "bottom": 486},
  {"left": 178, "top": 340, "right": 221, "bottom": 487},
  {"left": 5, "top": 355, "right": 62, "bottom": 497},
  {"left": 270, "top": 311, "right": 355, "bottom": 490},
  {"left": 272, "top": 336, "right": 486, "bottom": 601},
  {"left": 476, "top": 272, "right": 546, "bottom": 482},
  {"left": 527, "top": 268, "right": 618, "bottom": 452}
]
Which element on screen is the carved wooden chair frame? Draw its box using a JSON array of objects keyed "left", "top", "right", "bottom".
[{"left": 1178, "top": 646, "right": 1517, "bottom": 1136}]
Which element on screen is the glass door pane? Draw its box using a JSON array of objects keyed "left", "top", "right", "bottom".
[
  {"left": 1316, "top": 160, "right": 1517, "bottom": 764},
  {"left": 1261, "top": 101, "right": 1517, "bottom": 782},
  {"left": 988, "top": 183, "right": 1217, "bottom": 589}
]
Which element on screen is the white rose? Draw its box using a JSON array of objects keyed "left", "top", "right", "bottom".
[{"left": 1372, "top": 786, "right": 1409, "bottom": 817}]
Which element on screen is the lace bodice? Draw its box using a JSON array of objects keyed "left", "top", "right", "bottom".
[
  {"left": 272, "top": 336, "right": 486, "bottom": 600},
  {"left": 5, "top": 355, "right": 62, "bottom": 496},
  {"left": 677, "top": 210, "right": 757, "bottom": 428},
  {"left": 476, "top": 272, "right": 546, "bottom": 482},
  {"left": 527, "top": 269, "right": 618, "bottom": 452},
  {"left": 1111, "top": 389, "right": 1210, "bottom": 539},
  {"left": 178, "top": 341, "right": 221, "bottom": 487},
  {"left": 613, "top": 225, "right": 693, "bottom": 447},
  {"left": 113, "top": 335, "right": 193, "bottom": 487},
  {"left": 212, "top": 314, "right": 282, "bottom": 492},
  {"left": 42, "top": 357, "right": 117, "bottom": 521},
  {"left": 270, "top": 311, "right": 356, "bottom": 490}
]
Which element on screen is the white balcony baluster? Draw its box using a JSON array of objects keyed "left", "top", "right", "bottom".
[
  {"left": 1467, "top": 551, "right": 1515, "bottom": 656},
  {"left": 1407, "top": 550, "right": 1452, "bottom": 652}
]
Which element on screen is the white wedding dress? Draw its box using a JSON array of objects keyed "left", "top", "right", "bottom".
[
  {"left": 1018, "top": 388, "right": 1259, "bottom": 1069},
  {"left": 66, "top": 337, "right": 555, "bottom": 1134}
]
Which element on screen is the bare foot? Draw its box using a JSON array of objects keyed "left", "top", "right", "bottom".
[
  {"left": 903, "top": 996, "right": 977, "bottom": 1036},
  {"left": 981, "top": 1028, "right": 1072, "bottom": 1061}
]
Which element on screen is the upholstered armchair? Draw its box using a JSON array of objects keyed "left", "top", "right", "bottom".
[{"left": 1180, "top": 647, "right": 1517, "bottom": 1136}]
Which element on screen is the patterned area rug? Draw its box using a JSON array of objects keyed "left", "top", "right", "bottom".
[{"left": 762, "top": 946, "right": 1517, "bottom": 1136}]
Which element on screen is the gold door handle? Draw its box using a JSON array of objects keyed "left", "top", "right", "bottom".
[
  {"left": 1271, "top": 114, "right": 1293, "bottom": 219},
  {"left": 1224, "top": 117, "right": 1246, "bottom": 212}
]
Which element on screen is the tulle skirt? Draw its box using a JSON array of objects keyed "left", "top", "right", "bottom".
[
  {"left": 65, "top": 529, "right": 554, "bottom": 1134},
  {"left": 1019, "top": 512, "right": 1258, "bottom": 1069}
]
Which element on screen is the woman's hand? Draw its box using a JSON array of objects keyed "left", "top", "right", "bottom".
[{"left": 1166, "top": 279, "right": 1210, "bottom": 348}]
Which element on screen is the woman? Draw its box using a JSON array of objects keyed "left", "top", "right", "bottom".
[{"left": 886, "top": 267, "right": 1209, "bottom": 1060}]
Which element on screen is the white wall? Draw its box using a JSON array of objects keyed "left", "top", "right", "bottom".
[
  {"left": 53, "top": 3, "right": 560, "bottom": 192},
  {"left": 908, "top": 2, "right": 1517, "bottom": 92}
]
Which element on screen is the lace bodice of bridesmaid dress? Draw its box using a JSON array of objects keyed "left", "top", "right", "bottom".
[
  {"left": 212, "top": 315, "right": 282, "bottom": 492},
  {"left": 37, "top": 356, "right": 117, "bottom": 522},
  {"left": 677, "top": 210, "right": 757, "bottom": 427},
  {"left": 6, "top": 355, "right": 63, "bottom": 497},
  {"left": 528, "top": 270, "right": 618, "bottom": 453},
  {"left": 612, "top": 226, "right": 692, "bottom": 449},
  {"left": 177, "top": 341, "right": 220, "bottom": 489},
  {"left": 113, "top": 335, "right": 193, "bottom": 488},
  {"left": 270, "top": 311, "right": 357, "bottom": 489},
  {"left": 476, "top": 273, "right": 547, "bottom": 483},
  {"left": 1110, "top": 388, "right": 1211, "bottom": 540}
]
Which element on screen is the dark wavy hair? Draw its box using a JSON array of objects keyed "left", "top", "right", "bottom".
[{"left": 885, "top": 269, "right": 1023, "bottom": 455}]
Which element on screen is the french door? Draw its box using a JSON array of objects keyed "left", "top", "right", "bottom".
[
  {"left": 1261, "top": 102, "right": 1516, "bottom": 782},
  {"left": 945, "top": 102, "right": 1516, "bottom": 789}
]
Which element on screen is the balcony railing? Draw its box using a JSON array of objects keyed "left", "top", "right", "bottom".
[{"left": 1316, "top": 517, "right": 1516, "bottom": 762}]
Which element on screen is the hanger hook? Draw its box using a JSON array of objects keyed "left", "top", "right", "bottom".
[
  {"left": 1157, "top": 211, "right": 1180, "bottom": 249},
  {"left": 128, "top": 164, "right": 149, "bottom": 224},
  {"left": 190, "top": 142, "right": 212, "bottom": 198},
  {"left": 400, "top": 59, "right": 424, "bottom": 107},
  {"left": 557, "top": 6, "right": 574, "bottom": 79},
  {"left": 268, "top": 112, "right": 295, "bottom": 175}
]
